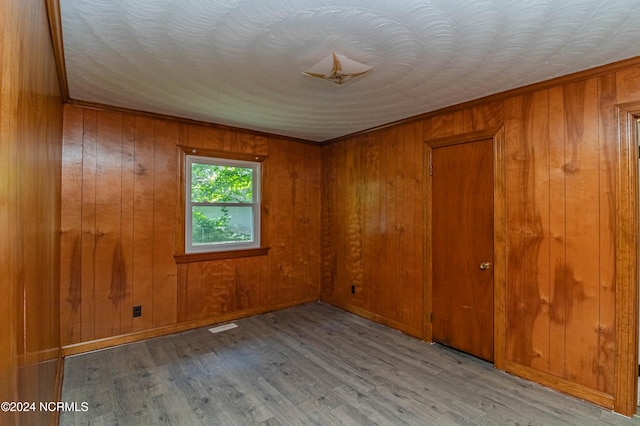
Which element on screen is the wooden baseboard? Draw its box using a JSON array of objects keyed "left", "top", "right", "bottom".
[
  {"left": 62, "top": 297, "right": 318, "bottom": 357},
  {"left": 322, "top": 298, "right": 423, "bottom": 339},
  {"left": 503, "top": 360, "right": 614, "bottom": 410}
]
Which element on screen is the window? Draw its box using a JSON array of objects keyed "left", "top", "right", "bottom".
[{"left": 185, "top": 154, "right": 261, "bottom": 253}]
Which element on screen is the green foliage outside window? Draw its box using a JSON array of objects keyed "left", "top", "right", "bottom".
[{"left": 191, "top": 163, "right": 253, "bottom": 203}]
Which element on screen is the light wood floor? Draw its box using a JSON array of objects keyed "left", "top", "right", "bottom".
[{"left": 61, "top": 302, "right": 640, "bottom": 425}]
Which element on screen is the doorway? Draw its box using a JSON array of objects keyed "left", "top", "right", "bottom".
[
  {"left": 431, "top": 139, "right": 495, "bottom": 361},
  {"left": 424, "top": 127, "right": 506, "bottom": 368}
]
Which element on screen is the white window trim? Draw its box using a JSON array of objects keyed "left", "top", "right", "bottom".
[{"left": 185, "top": 154, "right": 261, "bottom": 254}]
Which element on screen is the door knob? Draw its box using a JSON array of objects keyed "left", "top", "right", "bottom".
[{"left": 479, "top": 262, "right": 491, "bottom": 270}]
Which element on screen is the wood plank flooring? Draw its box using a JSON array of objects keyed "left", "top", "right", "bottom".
[{"left": 61, "top": 302, "right": 639, "bottom": 425}]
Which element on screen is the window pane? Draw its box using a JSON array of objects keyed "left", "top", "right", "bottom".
[
  {"left": 192, "top": 206, "right": 254, "bottom": 245},
  {"left": 191, "top": 163, "right": 253, "bottom": 203}
]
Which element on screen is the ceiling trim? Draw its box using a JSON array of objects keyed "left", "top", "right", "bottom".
[
  {"left": 67, "top": 99, "right": 320, "bottom": 146},
  {"left": 45, "top": 0, "right": 69, "bottom": 101},
  {"left": 323, "top": 55, "right": 640, "bottom": 145}
]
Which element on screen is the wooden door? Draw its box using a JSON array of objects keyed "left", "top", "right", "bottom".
[{"left": 431, "top": 139, "right": 494, "bottom": 361}]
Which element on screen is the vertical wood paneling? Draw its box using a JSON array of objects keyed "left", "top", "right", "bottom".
[
  {"left": 596, "top": 74, "right": 617, "bottom": 395},
  {"left": 132, "top": 116, "right": 156, "bottom": 331},
  {"left": 152, "top": 120, "right": 178, "bottom": 327},
  {"left": 563, "top": 79, "right": 601, "bottom": 390},
  {"left": 176, "top": 265, "right": 189, "bottom": 322},
  {"left": 291, "top": 143, "right": 308, "bottom": 302},
  {"left": 120, "top": 115, "right": 136, "bottom": 335},
  {"left": 220, "top": 260, "right": 238, "bottom": 313},
  {"left": 321, "top": 122, "right": 425, "bottom": 336},
  {"left": 236, "top": 257, "right": 268, "bottom": 309},
  {"left": 60, "top": 106, "right": 84, "bottom": 345},
  {"left": 321, "top": 144, "right": 337, "bottom": 300},
  {"left": 318, "top": 63, "right": 640, "bottom": 412},
  {"left": 0, "top": 0, "right": 63, "bottom": 423},
  {"left": 185, "top": 262, "right": 202, "bottom": 320},
  {"left": 61, "top": 108, "right": 320, "bottom": 348},
  {"left": 200, "top": 261, "right": 221, "bottom": 316},
  {"left": 411, "top": 123, "right": 425, "bottom": 330},
  {"left": 402, "top": 123, "right": 423, "bottom": 329},
  {"left": 364, "top": 133, "right": 382, "bottom": 312},
  {"left": 274, "top": 144, "right": 295, "bottom": 303},
  {"left": 346, "top": 137, "right": 365, "bottom": 307},
  {"left": 80, "top": 109, "right": 98, "bottom": 342},
  {"left": 504, "top": 96, "right": 526, "bottom": 364},
  {"left": 548, "top": 86, "right": 567, "bottom": 378},
  {"left": 524, "top": 91, "right": 551, "bottom": 372},
  {"left": 379, "top": 127, "right": 395, "bottom": 320},
  {"left": 306, "top": 143, "right": 322, "bottom": 300},
  {"left": 94, "top": 111, "right": 124, "bottom": 339},
  {"left": 395, "top": 126, "right": 407, "bottom": 322}
]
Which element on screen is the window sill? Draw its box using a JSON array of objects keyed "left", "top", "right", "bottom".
[{"left": 174, "top": 247, "right": 270, "bottom": 264}]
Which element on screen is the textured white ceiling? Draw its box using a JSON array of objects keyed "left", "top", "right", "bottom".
[{"left": 60, "top": 0, "right": 640, "bottom": 142}]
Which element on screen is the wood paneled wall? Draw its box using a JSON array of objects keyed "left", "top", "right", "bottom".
[
  {"left": 321, "top": 63, "right": 640, "bottom": 410},
  {"left": 0, "top": 0, "right": 64, "bottom": 424},
  {"left": 60, "top": 105, "right": 321, "bottom": 348},
  {"left": 321, "top": 124, "right": 425, "bottom": 337}
]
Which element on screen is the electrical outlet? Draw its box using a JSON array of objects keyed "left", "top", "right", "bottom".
[
  {"left": 351, "top": 285, "right": 355, "bottom": 294},
  {"left": 133, "top": 305, "right": 142, "bottom": 317}
]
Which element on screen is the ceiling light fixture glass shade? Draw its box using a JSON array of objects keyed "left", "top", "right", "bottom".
[{"left": 303, "top": 52, "right": 373, "bottom": 85}]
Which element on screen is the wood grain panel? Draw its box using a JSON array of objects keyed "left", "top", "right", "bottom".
[
  {"left": 320, "top": 143, "right": 340, "bottom": 301},
  {"left": 363, "top": 132, "right": 382, "bottom": 313},
  {"left": 80, "top": 109, "right": 98, "bottom": 342},
  {"left": 61, "top": 106, "right": 320, "bottom": 350},
  {"left": 152, "top": 120, "right": 178, "bottom": 327},
  {"left": 615, "top": 66, "right": 640, "bottom": 104},
  {"left": 377, "top": 127, "right": 394, "bottom": 321},
  {"left": 471, "top": 101, "right": 504, "bottom": 131},
  {"left": 120, "top": 114, "right": 136, "bottom": 335},
  {"left": 61, "top": 105, "right": 84, "bottom": 345},
  {"left": 291, "top": 142, "right": 308, "bottom": 303},
  {"left": 184, "top": 261, "right": 203, "bottom": 321},
  {"left": 202, "top": 260, "right": 227, "bottom": 316},
  {"left": 94, "top": 111, "right": 124, "bottom": 339},
  {"left": 596, "top": 74, "right": 616, "bottom": 395},
  {"left": 321, "top": 123, "right": 425, "bottom": 337},
  {"left": 1, "top": 0, "right": 63, "bottom": 424},
  {"left": 305, "top": 142, "right": 322, "bottom": 300},
  {"left": 563, "top": 79, "right": 601, "bottom": 390},
  {"left": 504, "top": 95, "right": 526, "bottom": 365},
  {"left": 272, "top": 142, "right": 297, "bottom": 303},
  {"left": 410, "top": 123, "right": 425, "bottom": 329},
  {"left": 548, "top": 86, "right": 567, "bottom": 378},
  {"left": 237, "top": 256, "right": 269, "bottom": 309},
  {"left": 345, "top": 136, "right": 365, "bottom": 307},
  {"left": 132, "top": 116, "right": 156, "bottom": 331},
  {"left": 320, "top": 64, "right": 640, "bottom": 412},
  {"left": 523, "top": 91, "right": 551, "bottom": 372}
]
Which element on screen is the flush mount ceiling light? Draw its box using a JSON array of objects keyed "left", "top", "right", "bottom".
[{"left": 303, "top": 52, "right": 373, "bottom": 85}]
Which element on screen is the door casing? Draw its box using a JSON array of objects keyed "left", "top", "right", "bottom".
[
  {"left": 431, "top": 138, "right": 495, "bottom": 361},
  {"left": 424, "top": 127, "right": 506, "bottom": 369},
  {"left": 614, "top": 101, "right": 640, "bottom": 416}
]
